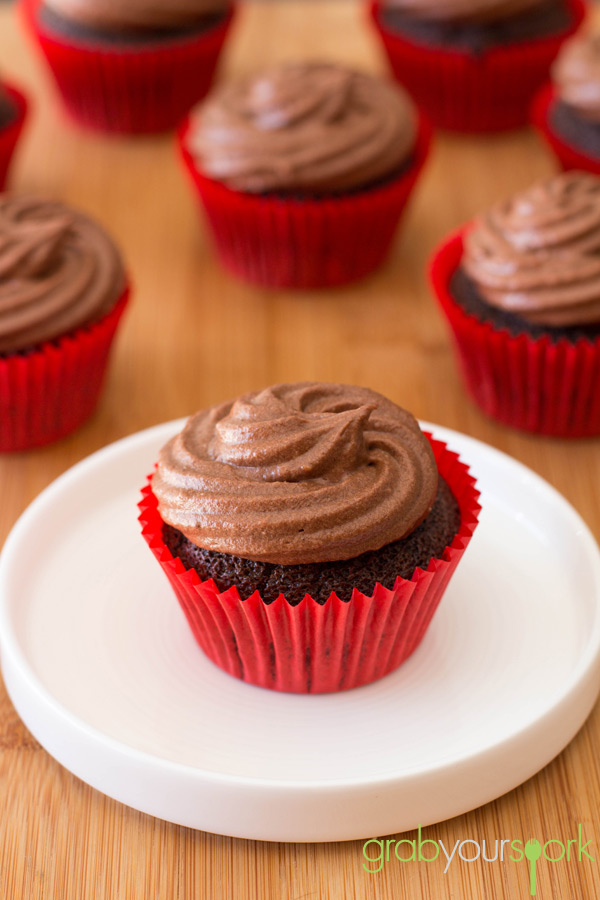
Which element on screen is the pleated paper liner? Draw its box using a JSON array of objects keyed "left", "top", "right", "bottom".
[
  {"left": 0, "top": 288, "right": 129, "bottom": 453},
  {"left": 531, "top": 83, "right": 600, "bottom": 174},
  {"left": 368, "top": 0, "right": 586, "bottom": 133},
  {"left": 139, "top": 436, "right": 480, "bottom": 694},
  {"left": 177, "top": 112, "right": 432, "bottom": 289},
  {"left": 21, "top": 0, "right": 235, "bottom": 134},
  {"left": 431, "top": 232, "right": 600, "bottom": 437},
  {"left": 0, "top": 84, "right": 28, "bottom": 189}
]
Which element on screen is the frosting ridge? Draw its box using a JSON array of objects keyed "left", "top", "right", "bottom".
[
  {"left": 463, "top": 172, "right": 600, "bottom": 326},
  {"left": 186, "top": 62, "right": 417, "bottom": 194},
  {"left": 0, "top": 195, "right": 126, "bottom": 354},
  {"left": 153, "top": 383, "right": 439, "bottom": 565}
]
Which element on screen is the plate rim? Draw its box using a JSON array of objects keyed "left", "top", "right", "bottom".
[{"left": 1, "top": 418, "right": 600, "bottom": 794}]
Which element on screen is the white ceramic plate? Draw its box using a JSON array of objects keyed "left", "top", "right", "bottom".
[{"left": 1, "top": 421, "right": 600, "bottom": 843}]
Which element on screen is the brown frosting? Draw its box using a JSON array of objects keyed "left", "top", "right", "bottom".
[
  {"left": 43, "top": 0, "right": 228, "bottom": 32},
  {"left": 463, "top": 172, "right": 600, "bottom": 327},
  {"left": 553, "top": 34, "right": 600, "bottom": 123},
  {"left": 381, "top": 0, "right": 548, "bottom": 23},
  {"left": 153, "top": 383, "right": 439, "bottom": 566},
  {"left": 0, "top": 195, "right": 126, "bottom": 354},
  {"left": 186, "top": 62, "right": 418, "bottom": 195}
]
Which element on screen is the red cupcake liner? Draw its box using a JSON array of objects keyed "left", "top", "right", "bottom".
[
  {"left": 531, "top": 83, "right": 600, "bottom": 173},
  {"left": 0, "top": 288, "right": 129, "bottom": 452},
  {"left": 177, "top": 112, "right": 432, "bottom": 289},
  {"left": 138, "top": 436, "right": 480, "bottom": 694},
  {"left": 430, "top": 231, "right": 600, "bottom": 437},
  {"left": 369, "top": 0, "right": 586, "bottom": 133},
  {"left": 0, "top": 84, "right": 28, "bottom": 189},
  {"left": 21, "top": 0, "right": 234, "bottom": 134}
]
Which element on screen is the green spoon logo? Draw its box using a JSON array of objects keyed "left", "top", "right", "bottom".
[{"left": 524, "top": 839, "right": 543, "bottom": 896}]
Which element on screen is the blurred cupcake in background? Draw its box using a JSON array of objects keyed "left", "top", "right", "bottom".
[
  {"left": 0, "top": 195, "right": 129, "bottom": 451},
  {"left": 21, "top": 0, "right": 235, "bottom": 134},
  {"left": 430, "top": 171, "right": 600, "bottom": 437},
  {"left": 369, "top": 0, "right": 586, "bottom": 132},
  {"left": 0, "top": 78, "right": 28, "bottom": 189},
  {"left": 179, "top": 61, "right": 431, "bottom": 288},
  {"left": 533, "top": 32, "right": 600, "bottom": 172}
]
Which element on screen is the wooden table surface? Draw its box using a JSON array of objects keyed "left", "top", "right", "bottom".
[{"left": 1, "top": 2, "right": 600, "bottom": 898}]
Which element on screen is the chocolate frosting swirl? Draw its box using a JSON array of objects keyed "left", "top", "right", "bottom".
[
  {"left": 186, "top": 62, "right": 417, "bottom": 194},
  {"left": 463, "top": 172, "right": 600, "bottom": 327},
  {"left": 0, "top": 195, "right": 126, "bottom": 354},
  {"left": 153, "top": 383, "right": 439, "bottom": 566},
  {"left": 43, "top": 0, "right": 228, "bottom": 32},
  {"left": 381, "top": 0, "right": 547, "bottom": 23},
  {"left": 553, "top": 34, "right": 600, "bottom": 123}
]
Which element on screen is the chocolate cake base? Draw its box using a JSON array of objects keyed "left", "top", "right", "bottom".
[
  {"left": 257, "top": 156, "right": 417, "bottom": 203},
  {"left": 550, "top": 100, "right": 600, "bottom": 162},
  {"left": 162, "top": 477, "right": 461, "bottom": 605},
  {"left": 451, "top": 267, "right": 600, "bottom": 343},
  {"left": 380, "top": 0, "right": 570, "bottom": 54},
  {"left": 38, "top": 6, "right": 227, "bottom": 47},
  {"left": 0, "top": 92, "right": 16, "bottom": 130}
]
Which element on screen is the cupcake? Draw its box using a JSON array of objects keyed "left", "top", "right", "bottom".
[
  {"left": 0, "top": 195, "right": 129, "bottom": 451},
  {"left": 369, "top": 0, "right": 586, "bottom": 132},
  {"left": 21, "top": 0, "right": 235, "bottom": 134},
  {"left": 0, "top": 80, "right": 28, "bottom": 190},
  {"left": 430, "top": 172, "right": 600, "bottom": 437},
  {"left": 178, "top": 61, "right": 432, "bottom": 288},
  {"left": 533, "top": 32, "right": 600, "bottom": 173},
  {"left": 139, "top": 383, "right": 480, "bottom": 694}
]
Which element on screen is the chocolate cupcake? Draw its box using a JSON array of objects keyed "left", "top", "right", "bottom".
[
  {"left": 370, "top": 0, "right": 585, "bottom": 132},
  {"left": 533, "top": 32, "right": 600, "bottom": 172},
  {"left": 22, "top": 0, "right": 235, "bottom": 133},
  {"left": 430, "top": 171, "right": 600, "bottom": 435},
  {"left": 139, "top": 383, "right": 480, "bottom": 693},
  {"left": 0, "top": 195, "right": 129, "bottom": 450},
  {"left": 178, "top": 61, "right": 431, "bottom": 288}
]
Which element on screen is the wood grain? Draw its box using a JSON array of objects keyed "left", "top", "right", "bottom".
[{"left": 1, "top": 2, "right": 599, "bottom": 898}]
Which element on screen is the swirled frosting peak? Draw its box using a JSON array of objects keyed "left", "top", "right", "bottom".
[
  {"left": 153, "top": 383, "right": 439, "bottom": 565},
  {"left": 553, "top": 34, "right": 600, "bottom": 123},
  {"left": 186, "top": 62, "right": 418, "bottom": 194},
  {"left": 463, "top": 172, "right": 600, "bottom": 326},
  {"left": 0, "top": 196, "right": 126, "bottom": 354},
  {"left": 43, "top": 0, "right": 229, "bottom": 32},
  {"left": 381, "top": 0, "right": 547, "bottom": 23}
]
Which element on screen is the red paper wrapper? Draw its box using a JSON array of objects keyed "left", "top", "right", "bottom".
[
  {"left": 21, "top": 0, "right": 234, "bottom": 134},
  {"left": 0, "top": 84, "right": 28, "bottom": 189},
  {"left": 0, "top": 288, "right": 129, "bottom": 452},
  {"left": 531, "top": 83, "right": 600, "bottom": 173},
  {"left": 177, "top": 112, "right": 432, "bottom": 289},
  {"left": 430, "top": 232, "right": 600, "bottom": 437},
  {"left": 139, "top": 436, "right": 480, "bottom": 694},
  {"left": 369, "top": 0, "right": 586, "bottom": 133}
]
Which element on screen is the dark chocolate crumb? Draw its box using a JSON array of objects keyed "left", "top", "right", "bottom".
[
  {"left": 379, "top": 0, "right": 571, "bottom": 55},
  {"left": 550, "top": 100, "right": 600, "bottom": 162},
  {"left": 0, "top": 92, "right": 16, "bottom": 130},
  {"left": 450, "top": 266, "right": 600, "bottom": 344}
]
